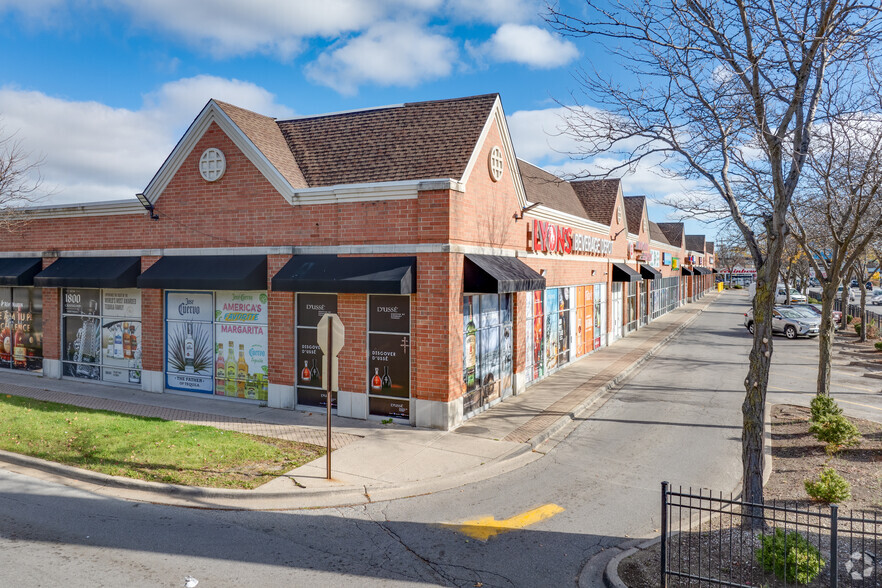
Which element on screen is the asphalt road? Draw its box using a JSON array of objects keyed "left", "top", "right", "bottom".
[{"left": 0, "top": 293, "right": 853, "bottom": 587}]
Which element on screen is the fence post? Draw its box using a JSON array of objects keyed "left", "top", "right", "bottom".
[
  {"left": 830, "top": 504, "right": 838, "bottom": 588},
  {"left": 660, "top": 481, "right": 668, "bottom": 588}
]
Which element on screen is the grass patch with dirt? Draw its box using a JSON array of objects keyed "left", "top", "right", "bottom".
[{"left": 0, "top": 394, "right": 324, "bottom": 489}]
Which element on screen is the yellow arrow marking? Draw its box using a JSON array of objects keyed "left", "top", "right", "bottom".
[{"left": 445, "top": 504, "right": 565, "bottom": 541}]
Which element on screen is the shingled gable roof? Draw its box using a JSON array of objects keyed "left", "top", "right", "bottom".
[
  {"left": 570, "top": 179, "right": 622, "bottom": 226},
  {"left": 623, "top": 195, "right": 646, "bottom": 236},
  {"left": 517, "top": 160, "right": 590, "bottom": 220},
  {"left": 656, "top": 222, "right": 684, "bottom": 247},
  {"left": 276, "top": 94, "right": 499, "bottom": 187},
  {"left": 685, "top": 235, "right": 706, "bottom": 253},
  {"left": 649, "top": 221, "right": 673, "bottom": 246},
  {"left": 214, "top": 100, "right": 308, "bottom": 189},
  {"left": 706, "top": 241, "right": 715, "bottom": 254}
]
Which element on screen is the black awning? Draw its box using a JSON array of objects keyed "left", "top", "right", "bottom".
[
  {"left": 639, "top": 264, "right": 662, "bottom": 280},
  {"left": 694, "top": 266, "right": 711, "bottom": 275},
  {"left": 137, "top": 255, "right": 266, "bottom": 290},
  {"left": 0, "top": 257, "right": 43, "bottom": 286},
  {"left": 33, "top": 257, "right": 141, "bottom": 288},
  {"left": 712, "top": 268, "right": 719, "bottom": 274},
  {"left": 681, "top": 267, "right": 694, "bottom": 276},
  {"left": 612, "top": 262, "right": 642, "bottom": 283},
  {"left": 464, "top": 254, "right": 545, "bottom": 293},
  {"left": 272, "top": 255, "right": 416, "bottom": 294}
]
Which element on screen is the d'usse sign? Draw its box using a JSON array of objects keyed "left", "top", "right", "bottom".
[{"left": 528, "top": 219, "right": 614, "bottom": 257}]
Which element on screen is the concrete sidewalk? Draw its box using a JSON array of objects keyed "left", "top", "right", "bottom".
[{"left": 0, "top": 292, "right": 721, "bottom": 510}]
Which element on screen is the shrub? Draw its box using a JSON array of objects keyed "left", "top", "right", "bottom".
[
  {"left": 847, "top": 314, "right": 854, "bottom": 324},
  {"left": 809, "top": 414, "right": 862, "bottom": 453},
  {"left": 756, "top": 528, "right": 825, "bottom": 584},
  {"left": 810, "top": 394, "right": 843, "bottom": 422},
  {"left": 808, "top": 297, "right": 820, "bottom": 304},
  {"left": 875, "top": 341, "right": 882, "bottom": 351},
  {"left": 855, "top": 323, "right": 862, "bottom": 335},
  {"left": 866, "top": 319, "right": 878, "bottom": 339},
  {"left": 804, "top": 467, "right": 852, "bottom": 503},
  {"left": 732, "top": 284, "right": 743, "bottom": 289}
]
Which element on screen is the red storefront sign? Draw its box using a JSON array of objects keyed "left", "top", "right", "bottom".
[{"left": 528, "top": 220, "right": 613, "bottom": 257}]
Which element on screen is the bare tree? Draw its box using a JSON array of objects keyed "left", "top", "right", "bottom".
[
  {"left": 0, "top": 130, "right": 44, "bottom": 230},
  {"left": 546, "top": 1, "right": 882, "bottom": 508},
  {"left": 715, "top": 224, "right": 750, "bottom": 287},
  {"left": 790, "top": 109, "right": 882, "bottom": 395}
]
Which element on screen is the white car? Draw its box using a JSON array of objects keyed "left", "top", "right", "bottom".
[{"left": 774, "top": 287, "right": 807, "bottom": 304}]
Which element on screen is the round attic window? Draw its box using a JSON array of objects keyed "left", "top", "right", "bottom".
[
  {"left": 199, "top": 148, "right": 226, "bottom": 182},
  {"left": 488, "top": 146, "right": 504, "bottom": 182}
]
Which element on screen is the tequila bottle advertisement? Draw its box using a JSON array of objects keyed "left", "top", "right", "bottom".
[
  {"left": 215, "top": 291, "right": 269, "bottom": 401},
  {"left": 165, "top": 292, "right": 214, "bottom": 393},
  {"left": 532, "top": 291, "right": 544, "bottom": 379},
  {"left": 63, "top": 316, "right": 101, "bottom": 380},
  {"left": 101, "top": 289, "right": 141, "bottom": 384},
  {"left": 0, "top": 288, "right": 43, "bottom": 372},
  {"left": 296, "top": 294, "right": 337, "bottom": 408},
  {"left": 544, "top": 288, "right": 558, "bottom": 371}
]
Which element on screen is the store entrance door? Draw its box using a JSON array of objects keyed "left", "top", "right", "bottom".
[{"left": 610, "top": 283, "right": 623, "bottom": 342}]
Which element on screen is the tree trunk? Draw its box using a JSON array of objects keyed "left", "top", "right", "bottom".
[
  {"left": 860, "top": 283, "right": 868, "bottom": 342},
  {"left": 816, "top": 282, "right": 837, "bottom": 397},
  {"left": 841, "top": 277, "right": 851, "bottom": 330},
  {"left": 742, "top": 251, "right": 781, "bottom": 517}
]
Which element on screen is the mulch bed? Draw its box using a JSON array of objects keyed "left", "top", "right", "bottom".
[{"left": 617, "top": 404, "right": 882, "bottom": 587}]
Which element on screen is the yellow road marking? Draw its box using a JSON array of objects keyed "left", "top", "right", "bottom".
[{"left": 445, "top": 504, "right": 565, "bottom": 541}]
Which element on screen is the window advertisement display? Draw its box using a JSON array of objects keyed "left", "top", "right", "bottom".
[
  {"left": 594, "top": 284, "right": 604, "bottom": 349},
  {"left": 556, "top": 287, "right": 570, "bottom": 367},
  {"left": 544, "top": 288, "right": 558, "bottom": 372},
  {"left": 368, "top": 295, "right": 410, "bottom": 420},
  {"left": 0, "top": 287, "right": 43, "bottom": 372},
  {"left": 165, "top": 291, "right": 214, "bottom": 393},
  {"left": 100, "top": 289, "right": 142, "bottom": 384},
  {"left": 462, "top": 294, "right": 512, "bottom": 415},
  {"left": 62, "top": 288, "right": 102, "bottom": 379},
  {"left": 296, "top": 293, "right": 337, "bottom": 408},
  {"left": 215, "top": 291, "right": 269, "bottom": 401},
  {"left": 530, "top": 291, "right": 544, "bottom": 381}
]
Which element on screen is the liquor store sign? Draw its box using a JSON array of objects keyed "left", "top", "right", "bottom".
[{"left": 528, "top": 219, "right": 613, "bottom": 257}]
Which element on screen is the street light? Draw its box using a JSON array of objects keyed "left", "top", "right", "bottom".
[{"left": 135, "top": 193, "right": 159, "bottom": 220}]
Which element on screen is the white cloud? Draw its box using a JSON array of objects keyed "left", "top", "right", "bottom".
[
  {"left": 0, "top": 76, "right": 294, "bottom": 205},
  {"left": 305, "top": 22, "right": 458, "bottom": 95},
  {"left": 444, "top": 0, "right": 538, "bottom": 24},
  {"left": 507, "top": 106, "right": 579, "bottom": 163},
  {"left": 476, "top": 24, "right": 578, "bottom": 68}
]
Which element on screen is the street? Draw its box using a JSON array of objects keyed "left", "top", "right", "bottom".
[{"left": 0, "top": 292, "right": 869, "bottom": 587}]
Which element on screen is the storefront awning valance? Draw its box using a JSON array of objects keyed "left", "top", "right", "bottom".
[
  {"left": 272, "top": 255, "right": 416, "bottom": 294},
  {"left": 712, "top": 268, "right": 719, "bottom": 274},
  {"left": 34, "top": 256, "right": 141, "bottom": 288},
  {"left": 639, "top": 264, "right": 662, "bottom": 280},
  {"left": 137, "top": 255, "right": 266, "bottom": 290},
  {"left": 694, "top": 266, "right": 711, "bottom": 275},
  {"left": 463, "top": 254, "right": 545, "bottom": 294},
  {"left": 0, "top": 257, "right": 43, "bottom": 286},
  {"left": 681, "top": 267, "right": 694, "bottom": 276},
  {"left": 612, "top": 262, "right": 642, "bottom": 283}
]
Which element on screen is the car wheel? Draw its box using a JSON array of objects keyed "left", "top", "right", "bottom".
[
  {"left": 747, "top": 322, "right": 755, "bottom": 334},
  {"left": 785, "top": 325, "right": 797, "bottom": 339}
]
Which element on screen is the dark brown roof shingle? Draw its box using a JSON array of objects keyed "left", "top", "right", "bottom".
[
  {"left": 276, "top": 94, "right": 498, "bottom": 187},
  {"left": 657, "top": 222, "right": 684, "bottom": 247},
  {"left": 623, "top": 195, "right": 645, "bottom": 235},
  {"left": 649, "top": 221, "right": 672, "bottom": 245},
  {"left": 518, "top": 160, "right": 588, "bottom": 219},
  {"left": 685, "top": 234, "right": 706, "bottom": 252},
  {"left": 570, "top": 179, "right": 621, "bottom": 225},
  {"left": 706, "top": 241, "right": 715, "bottom": 254}
]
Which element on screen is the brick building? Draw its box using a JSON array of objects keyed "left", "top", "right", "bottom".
[{"left": 0, "top": 94, "right": 714, "bottom": 430}]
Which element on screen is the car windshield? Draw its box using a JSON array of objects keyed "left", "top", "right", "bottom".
[
  {"left": 790, "top": 308, "right": 817, "bottom": 317},
  {"left": 780, "top": 309, "right": 807, "bottom": 319}
]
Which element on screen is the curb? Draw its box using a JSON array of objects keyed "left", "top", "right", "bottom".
[{"left": 530, "top": 295, "right": 717, "bottom": 451}]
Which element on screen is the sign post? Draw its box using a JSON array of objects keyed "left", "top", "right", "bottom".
[{"left": 316, "top": 313, "right": 344, "bottom": 480}]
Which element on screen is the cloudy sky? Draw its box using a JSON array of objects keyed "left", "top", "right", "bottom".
[{"left": 0, "top": 0, "right": 712, "bottom": 235}]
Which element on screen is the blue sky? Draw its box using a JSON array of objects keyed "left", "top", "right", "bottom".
[{"left": 0, "top": 0, "right": 714, "bottom": 238}]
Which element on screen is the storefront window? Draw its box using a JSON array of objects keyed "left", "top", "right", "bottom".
[
  {"left": 63, "top": 288, "right": 139, "bottom": 382},
  {"left": 0, "top": 287, "right": 42, "bottom": 373},
  {"left": 626, "top": 282, "right": 639, "bottom": 333},
  {"left": 296, "top": 293, "right": 337, "bottom": 408},
  {"left": 368, "top": 295, "right": 411, "bottom": 420},
  {"left": 165, "top": 290, "right": 268, "bottom": 401},
  {"left": 526, "top": 291, "right": 544, "bottom": 382},
  {"left": 463, "top": 294, "right": 512, "bottom": 415}
]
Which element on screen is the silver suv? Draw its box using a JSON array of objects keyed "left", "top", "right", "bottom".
[{"left": 743, "top": 306, "right": 821, "bottom": 339}]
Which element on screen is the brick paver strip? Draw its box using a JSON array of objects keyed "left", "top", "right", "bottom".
[
  {"left": 502, "top": 301, "right": 709, "bottom": 444},
  {"left": 0, "top": 382, "right": 362, "bottom": 450}
]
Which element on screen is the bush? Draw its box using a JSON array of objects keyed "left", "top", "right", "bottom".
[
  {"left": 756, "top": 528, "right": 825, "bottom": 584},
  {"left": 847, "top": 314, "right": 854, "bottom": 324},
  {"left": 810, "top": 395, "right": 843, "bottom": 422},
  {"left": 866, "top": 319, "right": 878, "bottom": 339},
  {"left": 875, "top": 341, "right": 882, "bottom": 351},
  {"left": 732, "top": 284, "right": 743, "bottom": 289},
  {"left": 804, "top": 467, "right": 852, "bottom": 503},
  {"left": 855, "top": 323, "right": 862, "bottom": 335},
  {"left": 808, "top": 297, "right": 820, "bottom": 304},
  {"left": 809, "top": 414, "right": 862, "bottom": 453}
]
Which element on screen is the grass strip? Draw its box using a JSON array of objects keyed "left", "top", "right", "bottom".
[{"left": 0, "top": 394, "right": 324, "bottom": 489}]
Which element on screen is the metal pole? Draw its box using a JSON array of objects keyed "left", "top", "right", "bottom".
[
  {"left": 327, "top": 316, "right": 333, "bottom": 480},
  {"left": 830, "top": 504, "right": 838, "bottom": 588},
  {"left": 660, "top": 481, "right": 668, "bottom": 588}
]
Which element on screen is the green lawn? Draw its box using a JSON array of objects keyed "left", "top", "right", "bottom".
[{"left": 0, "top": 394, "right": 324, "bottom": 489}]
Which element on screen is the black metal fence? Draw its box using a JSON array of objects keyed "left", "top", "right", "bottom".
[
  {"left": 661, "top": 482, "right": 882, "bottom": 587},
  {"left": 833, "top": 299, "right": 882, "bottom": 331}
]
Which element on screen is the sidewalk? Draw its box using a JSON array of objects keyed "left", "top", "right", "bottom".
[{"left": 0, "top": 292, "right": 721, "bottom": 510}]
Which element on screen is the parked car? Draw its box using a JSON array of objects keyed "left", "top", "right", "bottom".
[
  {"left": 851, "top": 279, "right": 860, "bottom": 288},
  {"left": 774, "top": 287, "right": 807, "bottom": 304},
  {"left": 743, "top": 306, "right": 821, "bottom": 339},
  {"left": 871, "top": 290, "right": 882, "bottom": 305},
  {"left": 781, "top": 303, "right": 842, "bottom": 329}
]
